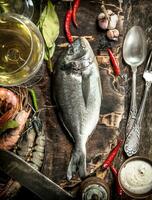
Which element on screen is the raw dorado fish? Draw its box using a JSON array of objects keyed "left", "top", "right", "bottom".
[{"left": 54, "top": 37, "right": 102, "bottom": 180}]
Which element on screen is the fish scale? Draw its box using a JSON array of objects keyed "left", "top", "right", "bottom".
[
  {"left": 60, "top": 76, "right": 84, "bottom": 135},
  {"left": 54, "top": 37, "right": 102, "bottom": 180}
]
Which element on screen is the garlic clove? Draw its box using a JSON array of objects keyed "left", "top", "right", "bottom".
[
  {"left": 113, "top": 29, "right": 119, "bottom": 37},
  {"left": 98, "top": 12, "right": 109, "bottom": 30},
  {"left": 107, "top": 29, "right": 114, "bottom": 40},
  {"left": 108, "top": 14, "right": 118, "bottom": 30},
  {"left": 107, "top": 29, "right": 119, "bottom": 41},
  {"left": 98, "top": 12, "right": 106, "bottom": 20},
  {"left": 98, "top": 19, "right": 109, "bottom": 30},
  {"left": 107, "top": 9, "right": 114, "bottom": 15}
]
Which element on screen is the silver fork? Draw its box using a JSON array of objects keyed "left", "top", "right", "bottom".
[{"left": 124, "top": 50, "right": 152, "bottom": 157}]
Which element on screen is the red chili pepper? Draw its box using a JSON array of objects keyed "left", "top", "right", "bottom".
[
  {"left": 72, "top": 0, "right": 80, "bottom": 27},
  {"left": 102, "top": 139, "right": 123, "bottom": 169},
  {"left": 65, "top": 9, "right": 73, "bottom": 43},
  {"left": 107, "top": 48, "right": 120, "bottom": 76},
  {"left": 110, "top": 165, "right": 123, "bottom": 196}
]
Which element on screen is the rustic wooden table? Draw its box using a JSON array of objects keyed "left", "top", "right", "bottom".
[
  {"left": 42, "top": 0, "right": 152, "bottom": 199},
  {"left": 1, "top": 0, "right": 152, "bottom": 200}
]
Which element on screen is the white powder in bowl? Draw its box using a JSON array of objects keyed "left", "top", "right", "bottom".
[{"left": 120, "top": 160, "right": 152, "bottom": 195}]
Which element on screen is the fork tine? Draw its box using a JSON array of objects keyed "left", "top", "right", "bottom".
[
  {"left": 149, "top": 61, "right": 152, "bottom": 71},
  {"left": 145, "top": 50, "right": 152, "bottom": 71},
  {"left": 148, "top": 50, "right": 152, "bottom": 71}
]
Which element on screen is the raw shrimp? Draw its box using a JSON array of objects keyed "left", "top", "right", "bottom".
[
  {"left": 0, "top": 88, "right": 19, "bottom": 126},
  {"left": 0, "top": 116, "right": 46, "bottom": 199},
  {"left": 17, "top": 116, "right": 45, "bottom": 170},
  {"left": 0, "top": 109, "right": 31, "bottom": 150}
]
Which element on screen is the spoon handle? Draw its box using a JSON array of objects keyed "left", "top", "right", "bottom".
[
  {"left": 126, "top": 68, "right": 137, "bottom": 136},
  {"left": 124, "top": 82, "right": 151, "bottom": 156}
]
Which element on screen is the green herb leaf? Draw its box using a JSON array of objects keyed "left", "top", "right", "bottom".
[
  {"left": 28, "top": 88, "right": 38, "bottom": 112},
  {"left": 0, "top": 120, "right": 19, "bottom": 135},
  {"left": 44, "top": 43, "right": 55, "bottom": 61},
  {"left": 38, "top": 0, "right": 59, "bottom": 65}
]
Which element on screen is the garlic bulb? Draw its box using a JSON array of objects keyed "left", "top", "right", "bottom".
[{"left": 98, "top": 10, "right": 118, "bottom": 30}]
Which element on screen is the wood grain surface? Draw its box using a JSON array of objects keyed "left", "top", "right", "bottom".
[
  {"left": 42, "top": 1, "right": 152, "bottom": 199},
  {"left": 1, "top": 0, "right": 152, "bottom": 200}
]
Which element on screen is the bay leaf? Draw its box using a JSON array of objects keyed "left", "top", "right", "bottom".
[
  {"left": 37, "top": 3, "right": 47, "bottom": 30},
  {"left": 44, "top": 43, "right": 55, "bottom": 60},
  {"left": 38, "top": 0, "right": 59, "bottom": 52}
]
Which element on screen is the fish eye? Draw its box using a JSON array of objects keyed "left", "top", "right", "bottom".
[
  {"left": 81, "top": 41, "right": 86, "bottom": 49},
  {"left": 68, "top": 47, "right": 74, "bottom": 55}
]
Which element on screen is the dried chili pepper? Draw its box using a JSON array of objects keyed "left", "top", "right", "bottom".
[
  {"left": 102, "top": 139, "right": 123, "bottom": 169},
  {"left": 65, "top": 8, "right": 73, "bottom": 43},
  {"left": 72, "top": 0, "right": 80, "bottom": 27},
  {"left": 110, "top": 165, "right": 123, "bottom": 196},
  {"left": 107, "top": 48, "right": 120, "bottom": 76}
]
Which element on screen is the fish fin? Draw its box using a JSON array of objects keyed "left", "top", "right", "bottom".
[
  {"left": 56, "top": 108, "right": 75, "bottom": 143},
  {"left": 67, "top": 148, "right": 87, "bottom": 180},
  {"left": 82, "top": 75, "right": 90, "bottom": 107},
  {"left": 60, "top": 117, "right": 75, "bottom": 143}
]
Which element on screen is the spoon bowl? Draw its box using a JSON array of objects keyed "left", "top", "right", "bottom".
[{"left": 123, "top": 26, "right": 147, "bottom": 68}]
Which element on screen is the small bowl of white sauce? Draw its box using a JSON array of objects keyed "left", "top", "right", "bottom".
[{"left": 118, "top": 156, "right": 152, "bottom": 199}]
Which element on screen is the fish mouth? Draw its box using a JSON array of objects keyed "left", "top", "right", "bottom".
[
  {"left": 63, "top": 37, "right": 93, "bottom": 73},
  {"left": 64, "top": 40, "right": 84, "bottom": 64},
  {"left": 72, "top": 37, "right": 90, "bottom": 53},
  {"left": 79, "top": 37, "right": 89, "bottom": 48},
  {"left": 71, "top": 37, "right": 93, "bottom": 61}
]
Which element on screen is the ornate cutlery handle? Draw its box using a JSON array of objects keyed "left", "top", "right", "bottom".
[
  {"left": 124, "top": 82, "right": 151, "bottom": 157},
  {"left": 126, "top": 68, "right": 137, "bottom": 136}
]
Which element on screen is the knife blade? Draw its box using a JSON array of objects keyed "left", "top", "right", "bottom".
[{"left": 0, "top": 150, "right": 73, "bottom": 200}]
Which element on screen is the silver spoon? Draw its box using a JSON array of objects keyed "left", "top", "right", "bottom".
[
  {"left": 124, "top": 50, "right": 152, "bottom": 157},
  {"left": 123, "top": 26, "right": 147, "bottom": 153}
]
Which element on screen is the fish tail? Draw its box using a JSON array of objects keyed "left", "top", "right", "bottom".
[{"left": 67, "top": 147, "right": 87, "bottom": 180}]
